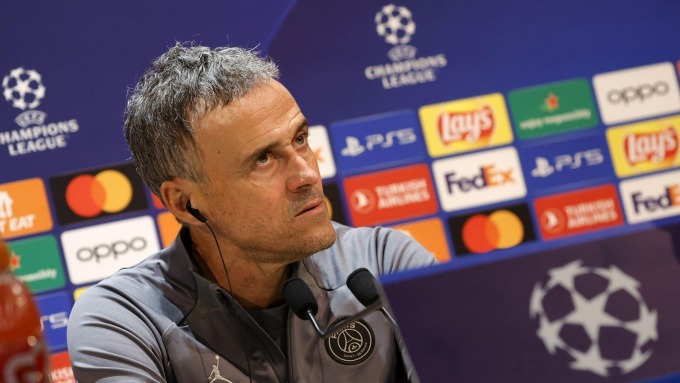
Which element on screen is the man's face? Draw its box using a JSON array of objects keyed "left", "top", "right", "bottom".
[{"left": 192, "top": 80, "right": 336, "bottom": 264}]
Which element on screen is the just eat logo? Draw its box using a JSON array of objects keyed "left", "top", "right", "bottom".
[{"left": 432, "top": 146, "right": 526, "bottom": 212}]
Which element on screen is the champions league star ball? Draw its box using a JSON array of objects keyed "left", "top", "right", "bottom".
[
  {"left": 2, "top": 67, "right": 46, "bottom": 110},
  {"left": 375, "top": 4, "right": 416, "bottom": 46},
  {"left": 530, "top": 260, "right": 658, "bottom": 377}
]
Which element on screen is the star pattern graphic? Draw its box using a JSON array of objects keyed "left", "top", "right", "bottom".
[
  {"left": 9, "top": 251, "right": 21, "bottom": 271},
  {"left": 570, "top": 344, "right": 612, "bottom": 377},
  {"left": 563, "top": 290, "right": 620, "bottom": 341},
  {"left": 536, "top": 315, "right": 565, "bottom": 354},
  {"left": 546, "top": 260, "right": 585, "bottom": 291},
  {"left": 531, "top": 261, "right": 658, "bottom": 378},
  {"left": 544, "top": 92, "right": 559, "bottom": 112}
]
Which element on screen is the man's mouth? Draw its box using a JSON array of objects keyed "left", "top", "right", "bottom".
[{"left": 295, "top": 199, "right": 324, "bottom": 217}]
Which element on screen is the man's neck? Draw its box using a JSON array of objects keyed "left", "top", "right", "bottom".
[{"left": 190, "top": 230, "right": 290, "bottom": 310}]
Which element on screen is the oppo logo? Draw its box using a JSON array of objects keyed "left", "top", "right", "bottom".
[
  {"left": 76, "top": 237, "right": 147, "bottom": 263},
  {"left": 607, "top": 82, "right": 669, "bottom": 105}
]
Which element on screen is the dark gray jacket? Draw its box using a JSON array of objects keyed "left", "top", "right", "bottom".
[{"left": 67, "top": 222, "right": 436, "bottom": 382}]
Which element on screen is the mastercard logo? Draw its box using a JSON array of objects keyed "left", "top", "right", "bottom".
[
  {"left": 50, "top": 163, "right": 148, "bottom": 225},
  {"left": 461, "top": 210, "right": 524, "bottom": 253},
  {"left": 66, "top": 170, "right": 133, "bottom": 217},
  {"left": 448, "top": 203, "right": 536, "bottom": 256}
]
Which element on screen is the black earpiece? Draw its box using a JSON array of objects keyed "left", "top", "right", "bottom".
[{"left": 186, "top": 201, "right": 208, "bottom": 223}]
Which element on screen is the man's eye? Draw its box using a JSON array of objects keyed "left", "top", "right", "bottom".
[
  {"left": 295, "top": 133, "right": 308, "bottom": 147},
  {"left": 256, "top": 152, "right": 271, "bottom": 165}
]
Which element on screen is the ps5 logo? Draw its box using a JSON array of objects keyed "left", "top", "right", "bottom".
[
  {"left": 531, "top": 149, "right": 604, "bottom": 178},
  {"left": 340, "top": 128, "right": 417, "bottom": 157}
]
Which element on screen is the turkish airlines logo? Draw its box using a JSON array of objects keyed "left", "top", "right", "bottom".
[
  {"left": 606, "top": 115, "right": 680, "bottom": 178},
  {"left": 0, "top": 178, "right": 53, "bottom": 239},
  {"left": 343, "top": 164, "right": 437, "bottom": 227},
  {"left": 620, "top": 169, "right": 680, "bottom": 224},
  {"left": 447, "top": 203, "right": 535, "bottom": 256},
  {"left": 50, "top": 352, "right": 74, "bottom": 383},
  {"left": 534, "top": 185, "right": 624, "bottom": 240},
  {"left": 593, "top": 62, "right": 680, "bottom": 125},
  {"left": 433, "top": 146, "right": 526, "bottom": 212},
  {"left": 49, "top": 162, "right": 148, "bottom": 225},
  {"left": 419, "top": 93, "right": 513, "bottom": 158},
  {"left": 350, "top": 189, "right": 378, "bottom": 214},
  {"left": 60, "top": 216, "right": 160, "bottom": 285}
]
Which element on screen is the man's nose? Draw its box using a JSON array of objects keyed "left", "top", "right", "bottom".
[{"left": 287, "top": 151, "right": 321, "bottom": 192}]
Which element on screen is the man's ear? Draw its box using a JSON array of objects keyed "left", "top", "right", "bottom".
[{"left": 160, "top": 179, "right": 205, "bottom": 225}]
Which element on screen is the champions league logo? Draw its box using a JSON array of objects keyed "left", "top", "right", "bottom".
[
  {"left": 1, "top": 67, "right": 79, "bottom": 157},
  {"left": 365, "top": 4, "right": 448, "bottom": 90},
  {"left": 530, "top": 260, "right": 658, "bottom": 377},
  {"left": 3, "top": 68, "right": 46, "bottom": 110}
]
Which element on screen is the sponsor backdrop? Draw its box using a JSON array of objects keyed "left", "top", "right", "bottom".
[{"left": 2, "top": 0, "right": 680, "bottom": 381}]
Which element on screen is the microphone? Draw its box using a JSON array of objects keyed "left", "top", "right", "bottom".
[
  {"left": 346, "top": 268, "right": 398, "bottom": 328},
  {"left": 282, "top": 268, "right": 387, "bottom": 339}
]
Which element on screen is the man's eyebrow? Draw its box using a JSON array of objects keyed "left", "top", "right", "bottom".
[{"left": 242, "top": 119, "right": 309, "bottom": 166}]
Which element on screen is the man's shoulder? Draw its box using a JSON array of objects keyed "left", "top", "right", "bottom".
[
  {"left": 72, "top": 243, "right": 195, "bottom": 325},
  {"left": 303, "top": 222, "right": 434, "bottom": 289}
]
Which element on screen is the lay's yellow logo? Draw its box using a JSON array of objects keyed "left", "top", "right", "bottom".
[
  {"left": 419, "top": 93, "right": 513, "bottom": 158},
  {"left": 606, "top": 115, "right": 680, "bottom": 178}
]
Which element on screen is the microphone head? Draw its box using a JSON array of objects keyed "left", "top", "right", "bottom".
[
  {"left": 282, "top": 278, "right": 318, "bottom": 319},
  {"left": 346, "top": 268, "right": 381, "bottom": 307}
]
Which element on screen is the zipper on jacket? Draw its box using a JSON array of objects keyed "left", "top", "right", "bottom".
[{"left": 285, "top": 307, "right": 293, "bottom": 383}]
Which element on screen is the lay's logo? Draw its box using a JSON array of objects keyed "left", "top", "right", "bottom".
[
  {"left": 607, "top": 115, "right": 680, "bottom": 178},
  {"left": 438, "top": 105, "right": 494, "bottom": 145},
  {"left": 624, "top": 127, "right": 677, "bottom": 166},
  {"left": 420, "top": 93, "right": 513, "bottom": 158}
]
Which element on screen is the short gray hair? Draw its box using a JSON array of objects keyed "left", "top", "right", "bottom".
[{"left": 124, "top": 42, "right": 280, "bottom": 198}]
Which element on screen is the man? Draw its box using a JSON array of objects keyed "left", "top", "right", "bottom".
[{"left": 67, "top": 43, "right": 436, "bottom": 382}]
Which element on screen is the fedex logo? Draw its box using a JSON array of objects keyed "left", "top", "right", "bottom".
[
  {"left": 341, "top": 127, "right": 416, "bottom": 157},
  {"left": 445, "top": 164, "right": 514, "bottom": 193},
  {"left": 330, "top": 110, "right": 425, "bottom": 173},
  {"left": 620, "top": 169, "right": 680, "bottom": 224},
  {"left": 624, "top": 127, "right": 677, "bottom": 166},
  {"left": 433, "top": 146, "right": 526, "bottom": 212},
  {"left": 438, "top": 106, "right": 494, "bottom": 144},
  {"left": 632, "top": 186, "right": 680, "bottom": 213}
]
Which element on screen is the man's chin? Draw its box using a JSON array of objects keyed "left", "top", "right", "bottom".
[{"left": 301, "top": 222, "right": 337, "bottom": 257}]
